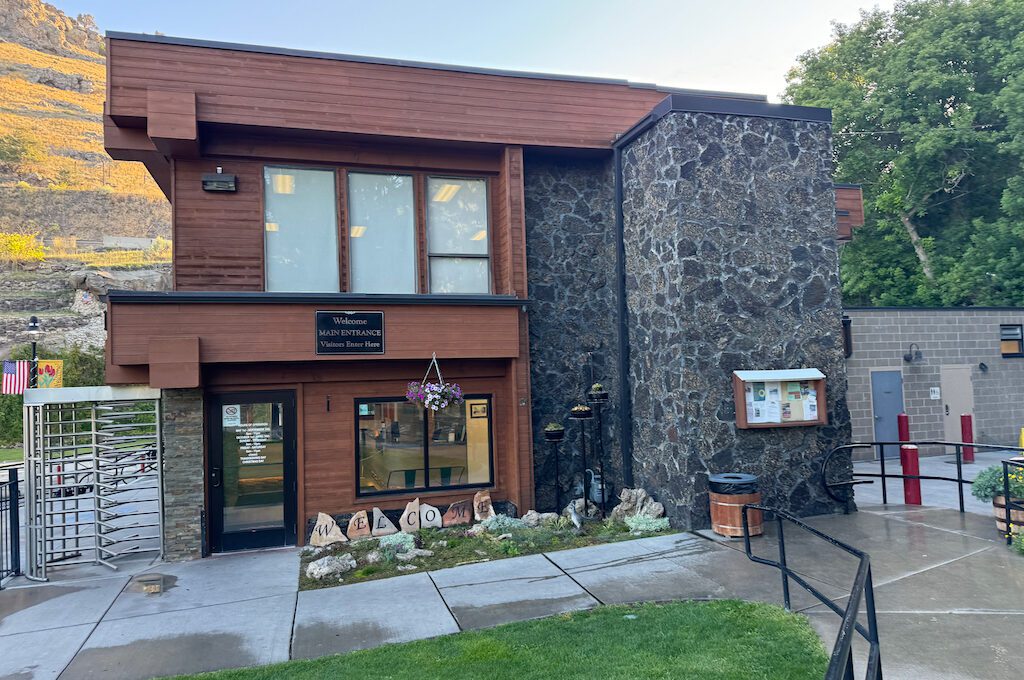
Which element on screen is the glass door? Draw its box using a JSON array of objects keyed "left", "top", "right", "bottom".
[{"left": 209, "top": 391, "right": 297, "bottom": 552}]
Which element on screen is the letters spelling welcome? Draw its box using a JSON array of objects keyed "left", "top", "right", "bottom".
[{"left": 318, "top": 316, "right": 382, "bottom": 350}]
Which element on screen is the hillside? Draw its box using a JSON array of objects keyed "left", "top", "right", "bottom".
[{"left": 0, "top": 0, "right": 170, "bottom": 239}]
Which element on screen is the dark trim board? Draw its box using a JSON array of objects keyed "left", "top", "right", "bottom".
[
  {"left": 845, "top": 306, "right": 1024, "bottom": 313},
  {"left": 105, "top": 290, "right": 528, "bottom": 307}
]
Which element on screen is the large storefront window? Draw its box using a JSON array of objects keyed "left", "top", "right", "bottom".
[
  {"left": 348, "top": 172, "right": 417, "bottom": 294},
  {"left": 263, "top": 167, "right": 339, "bottom": 292},
  {"left": 356, "top": 396, "right": 493, "bottom": 495}
]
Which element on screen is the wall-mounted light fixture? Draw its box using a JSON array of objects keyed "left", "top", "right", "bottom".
[
  {"left": 979, "top": 362, "right": 989, "bottom": 373},
  {"left": 202, "top": 166, "right": 237, "bottom": 192},
  {"left": 903, "top": 343, "right": 923, "bottom": 363}
]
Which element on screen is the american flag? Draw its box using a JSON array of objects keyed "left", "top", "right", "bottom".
[{"left": 2, "top": 360, "right": 29, "bottom": 395}]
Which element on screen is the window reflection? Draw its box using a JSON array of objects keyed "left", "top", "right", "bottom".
[
  {"left": 427, "top": 177, "right": 489, "bottom": 293},
  {"left": 349, "top": 173, "right": 417, "bottom": 293},
  {"left": 264, "top": 167, "right": 339, "bottom": 292}
]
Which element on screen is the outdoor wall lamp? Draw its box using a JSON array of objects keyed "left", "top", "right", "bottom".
[
  {"left": 979, "top": 362, "right": 989, "bottom": 373},
  {"left": 902, "top": 343, "right": 923, "bottom": 363},
  {"left": 26, "top": 315, "right": 40, "bottom": 389}
]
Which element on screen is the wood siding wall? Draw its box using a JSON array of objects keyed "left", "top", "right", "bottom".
[
  {"left": 836, "top": 186, "right": 865, "bottom": 242},
  {"left": 107, "top": 37, "right": 669, "bottom": 149}
]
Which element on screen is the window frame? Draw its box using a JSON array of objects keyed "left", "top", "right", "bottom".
[
  {"left": 262, "top": 164, "right": 342, "bottom": 293},
  {"left": 425, "top": 175, "right": 493, "bottom": 295},
  {"left": 1000, "top": 324, "right": 1024, "bottom": 358},
  {"left": 354, "top": 395, "right": 495, "bottom": 498},
  {"left": 259, "top": 161, "right": 495, "bottom": 295}
]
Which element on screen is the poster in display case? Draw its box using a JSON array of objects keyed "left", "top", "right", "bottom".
[{"left": 733, "top": 369, "right": 827, "bottom": 429}]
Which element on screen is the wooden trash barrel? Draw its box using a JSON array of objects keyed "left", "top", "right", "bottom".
[
  {"left": 993, "top": 496, "right": 1024, "bottom": 534},
  {"left": 709, "top": 473, "right": 763, "bottom": 537}
]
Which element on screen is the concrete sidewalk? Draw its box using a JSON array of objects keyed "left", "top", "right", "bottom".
[{"left": 1, "top": 505, "right": 1020, "bottom": 680}]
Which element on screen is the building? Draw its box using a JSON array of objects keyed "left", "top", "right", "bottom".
[
  {"left": 102, "top": 32, "right": 854, "bottom": 559},
  {"left": 845, "top": 307, "right": 1024, "bottom": 459}
]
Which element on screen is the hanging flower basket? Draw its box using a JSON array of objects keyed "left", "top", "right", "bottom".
[{"left": 407, "top": 353, "right": 465, "bottom": 411}]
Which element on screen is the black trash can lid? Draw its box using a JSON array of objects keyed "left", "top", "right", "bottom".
[{"left": 708, "top": 473, "right": 758, "bottom": 494}]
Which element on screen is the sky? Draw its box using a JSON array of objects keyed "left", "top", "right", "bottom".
[{"left": 59, "top": 0, "right": 895, "bottom": 101}]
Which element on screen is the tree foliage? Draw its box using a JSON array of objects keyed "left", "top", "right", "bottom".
[{"left": 786, "top": 0, "right": 1024, "bottom": 306}]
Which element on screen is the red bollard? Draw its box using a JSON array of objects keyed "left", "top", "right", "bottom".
[
  {"left": 897, "top": 412, "right": 910, "bottom": 442},
  {"left": 960, "top": 414, "right": 975, "bottom": 464},
  {"left": 900, "top": 444, "right": 922, "bottom": 505}
]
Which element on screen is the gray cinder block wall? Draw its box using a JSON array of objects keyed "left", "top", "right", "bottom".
[
  {"left": 845, "top": 308, "right": 1024, "bottom": 456},
  {"left": 620, "top": 111, "right": 852, "bottom": 530},
  {"left": 161, "top": 388, "right": 205, "bottom": 560},
  {"left": 525, "top": 153, "right": 623, "bottom": 512}
]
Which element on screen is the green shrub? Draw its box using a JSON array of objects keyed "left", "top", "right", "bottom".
[
  {"left": 625, "top": 515, "right": 670, "bottom": 533},
  {"left": 970, "top": 465, "right": 1024, "bottom": 501},
  {"left": 378, "top": 532, "right": 415, "bottom": 560},
  {"left": 481, "top": 514, "right": 527, "bottom": 533},
  {"left": 0, "top": 232, "right": 45, "bottom": 267},
  {"left": 0, "top": 131, "right": 45, "bottom": 164},
  {"left": 1013, "top": 530, "right": 1024, "bottom": 556}
]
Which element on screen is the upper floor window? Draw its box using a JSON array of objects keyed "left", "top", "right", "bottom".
[
  {"left": 264, "top": 167, "right": 339, "bottom": 292},
  {"left": 427, "top": 177, "right": 490, "bottom": 294},
  {"left": 1001, "top": 324, "right": 1023, "bottom": 357},
  {"left": 348, "top": 172, "right": 417, "bottom": 294}
]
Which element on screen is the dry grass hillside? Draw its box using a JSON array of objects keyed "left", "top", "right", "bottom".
[{"left": 0, "top": 0, "right": 170, "bottom": 239}]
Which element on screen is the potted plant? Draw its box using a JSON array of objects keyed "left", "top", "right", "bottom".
[
  {"left": 586, "top": 382, "right": 609, "bottom": 404},
  {"left": 970, "top": 464, "right": 1024, "bottom": 534},
  {"left": 543, "top": 422, "right": 566, "bottom": 442},
  {"left": 569, "top": 404, "right": 593, "bottom": 419}
]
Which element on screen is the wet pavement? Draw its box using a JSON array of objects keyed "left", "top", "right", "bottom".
[{"left": 0, "top": 504, "right": 1020, "bottom": 680}]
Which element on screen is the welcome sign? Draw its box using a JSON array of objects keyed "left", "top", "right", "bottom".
[{"left": 315, "top": 311, "right": 385, "bottom": 355}]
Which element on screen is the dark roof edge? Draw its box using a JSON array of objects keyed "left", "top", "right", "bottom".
[
  {"left": 845, "top": 306, "right": 1024, "bottom": 313},
  {"left": 834, "top": 183, "right": 862, "bottom": 189},
  {"left": 104, "top": 290, "right": 527, "bottom": 306},
  {"left": 105, "top": 31, "right": 767, "bottom": 102},
  {"left": 614, "top": 94, "right": 832, "bottom": 147}
]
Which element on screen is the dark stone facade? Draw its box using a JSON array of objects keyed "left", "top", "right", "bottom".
[
  {"left": 620, "top": 111, "right": 852, "bottom": 529},
  {"left": 161, "top": 388, "right": 205, "bottom": 560},
  {"left": 524, "top": 152, "right": 623, "bottom": 512}
]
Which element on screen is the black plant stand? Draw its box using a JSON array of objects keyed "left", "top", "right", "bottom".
[
  {"left": 587, "top": 390, "right": 610, "bottom": 517},
  {"left": 569, "top": 407, "right": 593, "bottom": 515},
  {"left": 543, "top": 430, "right": 565, "bottom": 512}
]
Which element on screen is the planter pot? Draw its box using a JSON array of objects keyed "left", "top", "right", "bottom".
[
  {"left": 543, "top": 430, "right": 565, "bottom": 442},
  {"left": 992, "top": 496, "right": 1024, "bottom": 534},
  {"left": 586, "top": 391, "right": 609, "bottom": 404},
  {"left": 569, "top": 408, "right": 593, "bottom": 420}
]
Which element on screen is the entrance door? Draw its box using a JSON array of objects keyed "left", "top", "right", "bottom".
[
  {"left": 940, "top": 365, "right": 975, "bottom": 444},
  {"left": 209, "top": 391, "right": 297, "bottom": 552},
  {"left": 870, "top": 370, "right": 904, "bottom": 459}
]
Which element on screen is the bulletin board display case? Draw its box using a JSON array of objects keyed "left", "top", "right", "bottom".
[{"left": 732, "top": 369, "right": 827, "bottom": 429}]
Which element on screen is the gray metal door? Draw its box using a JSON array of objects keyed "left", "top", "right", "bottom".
[{"left": 871, "top": 370, "right": 904, "bottom": 459}]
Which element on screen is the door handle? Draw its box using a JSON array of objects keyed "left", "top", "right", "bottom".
[
  {"left": 211, "top": 467, "right": 222, "bottom": 488},
  {"left": 945, "top": 405, "right": 950, "bottom": 416}
]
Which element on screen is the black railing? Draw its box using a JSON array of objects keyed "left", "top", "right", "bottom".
[
  {"left": 1, "top": 468, "right": 21, "bottom": 587},
  {"left": 742, "top": 505, "right": 882, "bottom": 680},
  {"left": 1002, "top": 459, "right": 1024, "bottom": 545},
  {"left": 821, "top": 440, "right": 1024, "bottom": 513}
]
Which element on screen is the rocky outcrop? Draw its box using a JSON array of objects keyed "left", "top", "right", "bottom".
[{"left": 0, "top": 0, "right": 103, "bottom": 61}]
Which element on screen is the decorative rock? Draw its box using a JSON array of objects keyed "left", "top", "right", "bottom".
[
  {"left": 310, "top": 512, "right": 348, "bottom": 547},
  {"left": 397, "top": 565, "right": 419, "bottom": 571},
  {"left": 400, "top": 498, "right": 421, "bottom": 533},
  {"left": 609, "top": 488, "right": 665, "bottom": 523},
  {"left": 305, "top": 553, "right": 357, "bottom": 580},
  {"left": 467, "top": 524, "right": 487, "bottom": 537},
  {"left": 521, "top": 510, "right": 559, "bottom": 527},
  {"left": 563, "top": 498, "right": 599, "bottom": 519},
  {"left": 419, "top": 502, "right": 443, "bottom": 529},
  {"left": 395, "top": 548, "right": 434, "bottom": 562},
  {"left": 347, "top": 510, "right": 372, "bottom": 539},
  {"left": 495, "top": 533, "right": 512, "bottom": 541},
  {"left": 442, "top": 499, "right": 473, "bottom": 527},
  {"left": 431, "top": 540, "right": 448, "bottom": 548},
  {"left": 473, "top": 490, "right": 495, "bottom": 521},
  {"left": 364, "top": 550, "right": 382, "bottom": 564},
  {"left": 371, "top": 507, "right": 399, "bottom": 537}
]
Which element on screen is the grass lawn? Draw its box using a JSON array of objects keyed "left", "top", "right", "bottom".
[
  {"left": 177, "top": 601, "right": 828, "bottom": 680},
  {"left": 300, "top": 520, "right": 673, "bottom": 591},
  {"left": 0, "top": 447, "right": 22, "bottom": 464}
]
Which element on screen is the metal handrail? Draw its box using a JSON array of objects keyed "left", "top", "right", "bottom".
[
  {"left": 742, "top": 505, "right": 882, "bottom": 680},
  {"left": 821, "top": 440, "right": 1024, "bottom": 513},
  {"left": 1002, "top": 459, "right": 1024, "bottom": 545}
]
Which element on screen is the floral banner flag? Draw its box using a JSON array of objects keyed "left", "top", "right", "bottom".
[{"left": 37, "top": 360, "right": 63, "bottom": 388}]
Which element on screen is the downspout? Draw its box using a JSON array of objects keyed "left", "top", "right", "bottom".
[{"left": 612, "top": 104, "right": 666, "bottom": 489}]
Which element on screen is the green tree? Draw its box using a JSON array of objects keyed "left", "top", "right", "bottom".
[{"left": 786, "top": 0, "right": 1024, "bottom": 306}]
